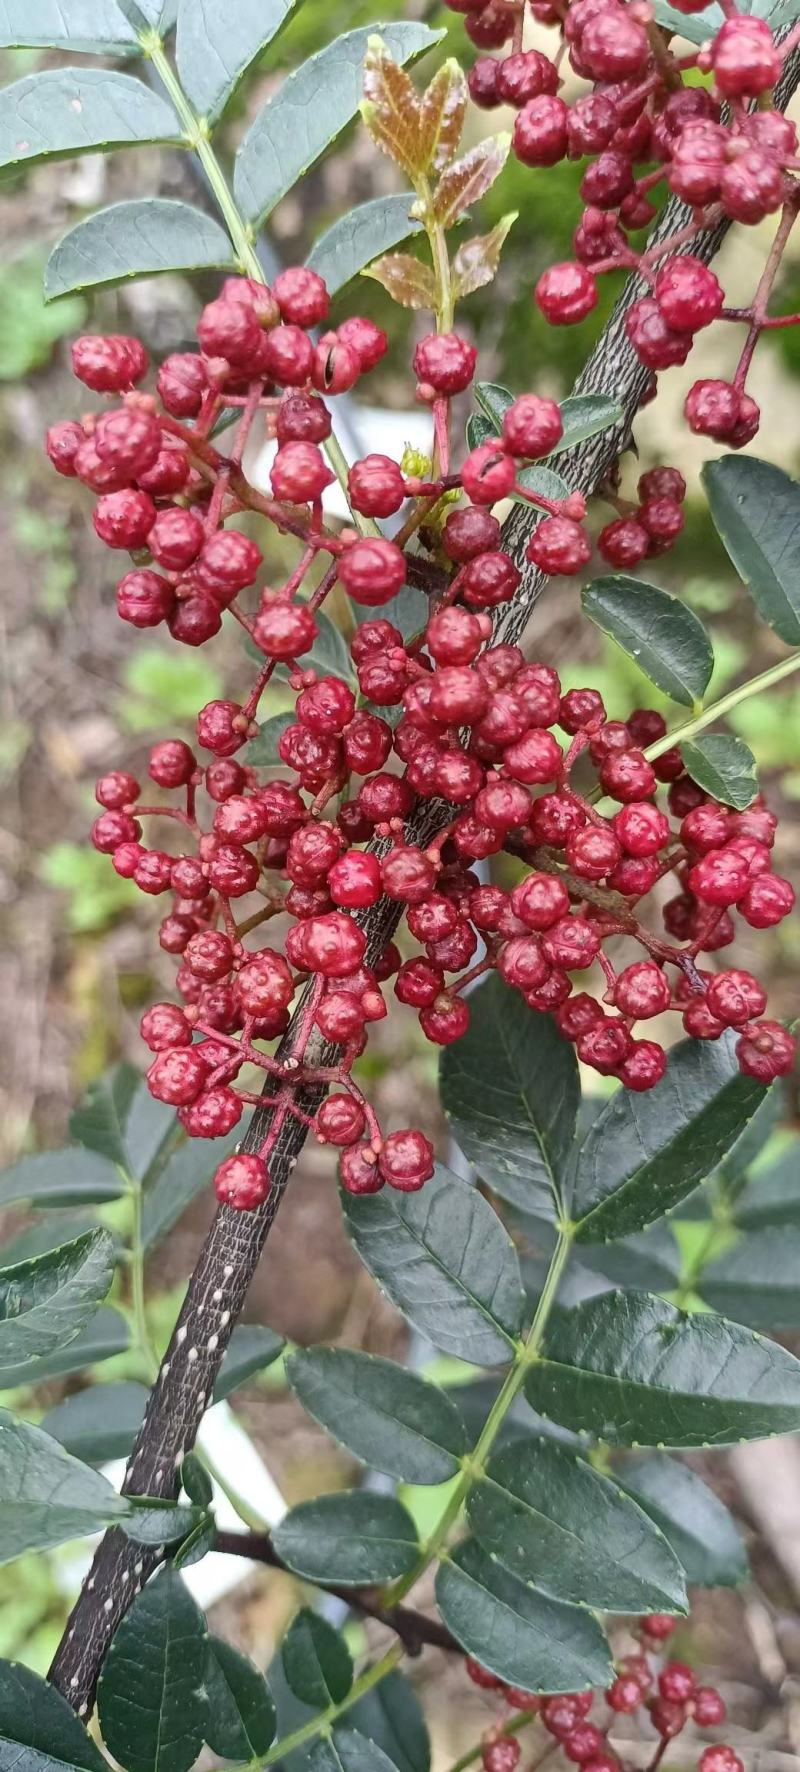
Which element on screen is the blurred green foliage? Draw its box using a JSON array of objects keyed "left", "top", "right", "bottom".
[
  {"left": 117, "top": 647, "right": 224, "bottom": 733},
  {"left": 41, "top": 844, "right": 138, "bottom": 933},
  {"left": 0, "top": 252, "right": 85, "bottom": 380}
]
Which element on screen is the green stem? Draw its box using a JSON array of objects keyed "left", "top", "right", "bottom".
[
  {"left": 257, "top": 1642, "right": 404, "bottom": 1767},
  {"left": 382, "top": 1229, "right": 574, "bottom": 1608},
  {"left": 446, "top": 1714, "right": 547, "bottom": 1772},
  {"left": 130, "top": 1186, "right": 159, "bottom": 1383},
  {"left": 644, "top": 649, "right": 800, "bottom": 764},
  {"left": 144, "top": 30, "right": 375, "bottom": 534},
  {"left": 199, "top": 1445, "right": 271, "bottom": 1533},
  {"left": 145, "top": 34, "right": 262, "bottom": 279}
]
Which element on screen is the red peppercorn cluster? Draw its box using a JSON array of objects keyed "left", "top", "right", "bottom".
[
  {"left": 452, "top": 0, "right": 800, "bottom": 445},
  {"left": 53, "top": 264, "right": 794, "bottom": 1212},
  {"left": 466, "top": 1613, "right": 737, "bottom": 1772}
]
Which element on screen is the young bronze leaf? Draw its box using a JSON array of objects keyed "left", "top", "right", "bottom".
[
  {"left": 362, "top": 36, "right": 425, "bottom": 179},
  {"left": 433, "top": 135, "right": 511, "bottom": 228},
  {"left": 419, "top": 59, "right": 467, "bottom": 173},
  {"left": 453, "top": 214, "right": 517, "bottom": 299},
  {"left": 363, "top": 252, "right": 436, "bottom": 310}
]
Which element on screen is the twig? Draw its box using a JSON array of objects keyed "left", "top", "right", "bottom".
[{"left": 213, "top": 1529, "right": 460, "bottom": 1655}]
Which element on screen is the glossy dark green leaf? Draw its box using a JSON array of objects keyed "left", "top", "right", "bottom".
[
  {"left": 575, "top": 1221, "right": 682, "bottom": 1296},
  {"left": 180, "top": 1451, "right": 213, "bottom": 1509},
  {"left": 122, "top": 1499, "right": 206, "bottom": 1547},
  {"left": 43, "top": 1380, "right": 147, "bottom": 1463},
  {"left": 306, "top": 1731, "right": 401, "bottom": 1772},
  {"left": 272, "top": 1491, "right": 419, "bottom": 1586},
  {"left": 214, "top": 1324, "right": 285, "bottom": 1401},
  {"left": 234, "top": 23, "right": 443, "bottom": 227},
  {"left": 733, "top": 1144, "right": 800, "bottom": 1228},
  {"left": 243, "top": 711, "right": 295, "bottom": 767},
  {"left": 142, "top": 1119, "right": 242, "bottom": 1248},
  {"left": 293, "top": 609, "right": 356, "bottom": 685},
  {"left": 525, "top": 1289, "right": 800, "bottom": 1446},
  {"left": 0, "top": 1146, "right": 125, "bottom": 1209},
  {"left": 441, "top": 976, "right": 580, "bottom": 1216},
  {"left": 473, "top": 382, "right": 512, "bottom": 428},
  {"left": 0, "top": 69, "right": 183, "bottom": 176},
  {"left": 282, "top": 1609, "right": 353, "bottom": 1709},
  {"left": 468, "top": 1436, "right": 685, "bottom": 1613},
  {"left": 582, "top": 576, "right": 714, "bottom": 708},
  {"left": 703, "top": 455, "right": 800, "bottom": 644},
  {"left": 573, "top": 1031, "right": 768, "bottom": 1243},
  {"left": 176, "top": 0, "right": 301, "bottom": 123},
  {"left": 70, "top": 1062, "right": 177, "bottom": 1180},
  {"left": 700, "top": 1227, "right": 800, "bottom": 1327},
  {"left": 513, "top": 463, "right": 569, "bottom": 509},
  {"left": 287, "top": 1347, "right": 466, "bottom": 1483},
  {"left": 353, "top": 582, "right": 427, "bottom": 642},
  {"left": 0, "top": 1230, "right": 115, "bottom": 1373},
  {"left": 45, "top": 199, "right": 234, "bottom": 301},
  {"left": 0, "top": 1412, "right": 128, "bottom": 1562},
  {"left": 716, "top": 1083, "right": 784, "bottom": 1186},
  {"left": 98, "top": 1569, "right": 208, "bottom": 1772},
  {"left": 616, "top": 1453, "right": 747, "bottom": 1587},
  {"left": 472, "top": 386, "right": 621, "bottom": 456},
  {"left": 436, "top": 1540, "right": 613, "bottom": 1693},
  {"left": 343, "top": 1163, "right": 524, "bottom": 1365},
  {"left": 682, "top": 735, "right": 759, "bottom": 810},
  {"left": 0, "top": 1304, "right": 129, "bottom": 1390},
  {"left": 348, "top": 1671, "right": 430, "bottom": 1772},
  {"left": 552, "top": 394, "right": 623, "bottom": 454},
  {"left": 307, "top": 193, "right": 420, "bottom": 295},
  {"left": 204, "top": 1636, "right": 276, "bottom": 1761},
  {"left": 0, "top": 1211, "right": 99, "bottom": 1269},
  {"left": 0, "top": 1659, "right": 108, "bottom": 1771},
  {"left": 0, "top": 1, "right": 140, "bottom": 54},
  {"left": 173, "top": 1513, "right": 216, "bottom": 1570}
]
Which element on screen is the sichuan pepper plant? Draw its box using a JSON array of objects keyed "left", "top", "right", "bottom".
[{"left": 1, "top": 0, "right": 800, "bottom": 1766}]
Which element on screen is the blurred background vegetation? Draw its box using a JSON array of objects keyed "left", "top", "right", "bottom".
[{"left": 1, "top": 2, "right": 799, "bottom": 1754}]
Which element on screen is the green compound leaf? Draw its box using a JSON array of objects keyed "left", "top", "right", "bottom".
[
  {"left": 348, "top": 1670, "right": 430, "bottom": 1772},
  {"left": 0, "top": 1412, "right": 128, "bottom": 1563},
  {"left": 307, "top": 194, "right": 421, "bottom": 297},
  {"left": 45, "top": 199, "right": 234, "bottom": 301},
  {"left": 0, "top": 69, "right": 184, "bottom": 176},
  {"left": 582, "top": 576, "right": 714, "bottom": 709},
  {"left": 682, "top": 735, "right": 759, "bottom": 810},
  {"left": 436, "top": 1539, "right": 613, "bottom": 1693},
  {"left": 467, "top": 1437, "right": 686, "bottom": 1614},
  {"left": 98, "top": 1568, "right": 208, "bottom": 1772},
  {"left": 272, "top": 1491, "right": 419, "bottom": 1586},
  {"left": 234, "top": 23, "right": 443, "bottom": 228},
  {"left": 121, "top": 1500, "right": 206, "bottom": 1548},
  {"left": 0, "top": 1, "right": 140, "bottom": 54},
  {"left": 307, "top": 1729, "right": 405, "bottom": 1772},
  {"left": 440, "top": 974, "right": 580, "bottom": 1217},
  {"left": 343, "top": 1163, "right": 524, "bottom": 1365},
  {"left": 287, "top": 1347, "right": 467, "bottom": 1484},
  {"left": 0, "top": 1229, "right": 116, "bottom": 1375},
  {"left": 525, "top": 1290, "right": 800, "bottom": 1447},
  {"left": 204, "top": 1636, "right": 276, "bottom": 1762},
  {"left": 0, "top": 1659, "right": 108, "bottom": 1771},
  {"left": 0, "top": 1146, "right": 126, "bottom": 1209},
  {"left": 703, "top": 454, "right": 800, "bottom": 645},
  {"left": 616, "top": 1453, "right": 748, "bottom": 1587},
  {"left": 176, "top": 0, "right": 302, "bottom": 124},
  {"left": 282, "top": 1608, "right": 353, "bottom": 1709},
  {"left": 573, "top": 1031, "right": 770, "bottom": 1243}
]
